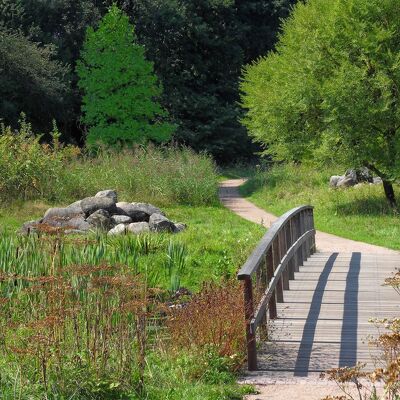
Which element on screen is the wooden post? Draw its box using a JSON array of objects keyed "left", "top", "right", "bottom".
[
  {"left": 244, "top": 277, "right": 257, "bottom": 370},
  {"left": 292, "top": 216, "right": 300, "bottom": 272},
  {"left": 266, "top": 247, "right": 277, "bottom": 319},
  {"left": 286, "top": 221, "right": 295, "bottom": 280},
  {"left": 281, "top": 229, "right": 290, "bottom": 290},
  {"left": 298, "top": 212, "right": 305, "bottom": 266},
  {"left": 272, "top": 239, "right": 284, "bottom": 303},
  {"left": 258, "top": 255, "right": 268, "bottom": 340},
  {"left": 310, "top": 208, "right": 316, "bottom": 254}
]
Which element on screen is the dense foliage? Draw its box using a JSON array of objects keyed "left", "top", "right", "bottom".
[
  {"left": 0, "top": 27, "right": 70, "bottom": 131},
  {"left": 241, "top": 0, "right": 400, "bottom": 206},
  {"left": 0, "top": 0, "right": 295, "bottom": 160},
  {"left": 77, "top": 5, "right": 173, "bottom": 148}
]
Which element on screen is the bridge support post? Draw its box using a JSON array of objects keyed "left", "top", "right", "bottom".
[
  {"left": 243, "top": 277, "right": 257, "bottom": 371},
  {"left": 266, "top": 248, "right": 277, "bottom": 319}
]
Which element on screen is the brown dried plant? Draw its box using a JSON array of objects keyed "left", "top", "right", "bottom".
[
  {"left": 167, "top": 280, "right": 246, "bottom": 370},
  {"left": 0, "top": 235, "right": 167, "bottom": 396}
]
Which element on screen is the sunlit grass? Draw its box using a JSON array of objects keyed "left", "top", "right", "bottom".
[{"left": 241, "top": 163, "right": 400, "bottom": 250}]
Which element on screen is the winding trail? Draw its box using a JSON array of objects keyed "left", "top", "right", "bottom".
[
  {"left": 219, "top": 179, "right": 399, "bottom": 400},
  {"left": 219, "top": 179, "right": 398, "bottom": 254}
]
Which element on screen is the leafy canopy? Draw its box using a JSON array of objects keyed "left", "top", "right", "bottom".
[
  {"left": 76, "top": 4, "right": 174, "bottom": 148},
  {"left": 0, "top": 27, "right": 69, "bottom": 130},
  {"left": 241, "top": 0, "right": 400, "bottom": 182}
]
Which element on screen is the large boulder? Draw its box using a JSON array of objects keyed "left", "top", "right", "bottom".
[
  {"left": 127, "top": 222, "right": 150, "bottom": 234},
  {"left": 95, "top": 189, "right": 118, "bottom": 203},
  {"left": 356, "top": 167, "right": 373, "bottom": 183},
  {"left": 337, "top": 169, "right": 358, "bottom": 188},
  {"left": 132, "top": 202, "right": 164, "bottom": 216},
  {"left": 329, "top": 175, "right": 342, "bottom": 188},
  {"left": 42, "top": 215, "right": 91, "bottom": 231},
  {"left": 115, "top": 202, "right": 149, "bottom": 222},
  {"left": 149, "top": 213, "right": 175, "bottom": 232},
  {"left": 81, "top": 196, "right": 116, "bottom": 216},
  {"left": 86, "top": 209, "right": 111, "bottom": 230},
  {"left": 108, "top": 223, "right": 126, "bottom": 235},
  {"left": 111, "top": 215, "right": 132, "bottom": 225},
  {"left": 173, "top": 222, "right": 187, "bottom": 233},
  {"left": 44, "top": 207, "right": 83, "bottom": 220},
  {"left": 66, "top": 200, "right": 83, "bottom": 213}
]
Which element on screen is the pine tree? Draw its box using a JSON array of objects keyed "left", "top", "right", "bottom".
[{"left": 76, "top": 4, "right": 174, "bottom": 148}]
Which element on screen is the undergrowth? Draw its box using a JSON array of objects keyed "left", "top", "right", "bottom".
[
  {"left": 0, "top": 231, "right": 258, "bottom": 399},
  {"left": 0, "top": 119, "right": 218, "bottom": 207}
]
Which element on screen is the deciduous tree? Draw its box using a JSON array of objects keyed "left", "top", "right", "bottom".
[{"left": 241, "top": 0, "right": 400, "bottom": 207}]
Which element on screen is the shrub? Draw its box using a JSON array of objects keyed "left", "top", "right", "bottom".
[{"left": 0, "top": 117, "right": 79, "bottom": 203}]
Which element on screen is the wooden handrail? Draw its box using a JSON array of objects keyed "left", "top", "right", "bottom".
[{"left": 237, "top": 205, "right": 316, "bottom": 371}]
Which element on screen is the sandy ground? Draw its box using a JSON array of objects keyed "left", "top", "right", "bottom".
[{"left": 219, "top": 179, "right": 399, "bottom": 399}]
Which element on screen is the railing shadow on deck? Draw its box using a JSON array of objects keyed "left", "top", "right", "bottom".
[{"left": 237, "top": 205, "right": 316, "bottom": 371}]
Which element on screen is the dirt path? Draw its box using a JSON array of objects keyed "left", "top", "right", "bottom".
[
  {"left": 219, "top": 179, "right": 399, "bottom": 400},
  {"left": 219, "top": 179, "right": 398, "bottom": 254}
]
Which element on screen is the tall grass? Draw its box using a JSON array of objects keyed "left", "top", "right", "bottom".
[
  {"left": 0, "top": 120, "right": 218, "bottom": 206},
  {"left": 58, "top": 146, "right": 219, "bottom": 207}
]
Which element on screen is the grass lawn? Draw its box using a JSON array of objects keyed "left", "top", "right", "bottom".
[
  {"left": 241, "top": 164, "right": 400, "bottom": 250},
  {"left": 0, "top": 202, "right": 264, "bottom": 291}
]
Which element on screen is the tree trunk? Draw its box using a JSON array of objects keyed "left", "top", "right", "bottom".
[{"left": 382, "top": 180, "right": 397, "bottom": 209}]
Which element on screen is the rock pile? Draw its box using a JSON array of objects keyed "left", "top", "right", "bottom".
[
  {"left": 21, "top": 190, "right": 186, "bottom": 236},
  {"left": 330, "top": 168, "right": 382, "bottom": 188}
]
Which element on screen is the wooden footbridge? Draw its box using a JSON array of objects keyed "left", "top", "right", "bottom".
[{"left": 237, "top": 205, "right": 400, "bottom": 376}]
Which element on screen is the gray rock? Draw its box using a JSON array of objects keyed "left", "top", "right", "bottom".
[
  {"left": 111, "top": 215, "right": 132, "bottom": 225},
  {"left": 115, "top": 202, "right": 149, "bottom": 222},
  {"left": 43, "top": 215, "right": 91, "bottom": 231},
  {"left": 44, "top": 207, "right": 83, "bottom": 220},
  {"left": 356, "top": 167, "right": 373, "bottom": 183},
  {"left": 173, "top": 223, "right": 187, "bottom": 233},
  {"left": 81, "top": 196, "right": 116, "bottom": 216},
  {"left": 66, "top": 200, "right": 83, "bottom": 214},
  {"left": 345, "top": 169, "right": 358, "bottom": 182},
  {"left": 131, "top": 202, "right": 164, "bottom": 216},
  {"left": 127, "top": 222, "right": 150, "bottom": 234},
  {"left": 108, "top": 223, "right": 126, "bottom": 235},
  {"left": 337, "top": 170, "right": 357, "bottom": 188},
  {"left": 95, "top": 189, "right": 118, "bottom": 203},
  {"left": 329, "top": 175, "right": 342, "bottom": 188},
  {"left": 373, "top": 177, "right": 383, "bottom": 184},
  {"left": 20, "top": 220, "right": 41, "bottom": 235},
  {"left": 86, "top": 209, "right": 111, "bottom": 230},
  {"left": 337, "top": 177, "right": 357, "bottom": 188},
  {"left": 149, "top": 213, "right": 175, "bottom": 232}
]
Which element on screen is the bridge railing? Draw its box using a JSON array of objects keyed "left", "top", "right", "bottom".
[{"left": 237, "top": 205, "right": 316, "bottom": 370}]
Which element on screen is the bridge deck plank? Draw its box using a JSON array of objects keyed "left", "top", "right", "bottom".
[{"left": 256, "top": 252, "right": 400, "bottom": 376}]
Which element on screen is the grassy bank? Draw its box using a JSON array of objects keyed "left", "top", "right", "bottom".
[{"left": 241, "top": 164, "right": 400, "bottom": 250}]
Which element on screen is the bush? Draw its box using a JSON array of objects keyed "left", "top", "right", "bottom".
[{"left": 0, "top": 117, "right": 79, "bottom": 203}]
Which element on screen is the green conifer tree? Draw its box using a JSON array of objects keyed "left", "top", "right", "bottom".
[{"left": 76, "top": 4, "right": 174, "bottom": 148}]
